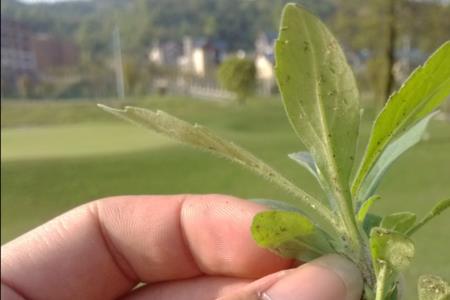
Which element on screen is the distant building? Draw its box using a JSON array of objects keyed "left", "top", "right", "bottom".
[
  {"left": 180, "top": 37, "right": 226, "bottom": 77},
  {"left": 148, "top": 41, "right": 183, "bottom": 67},
  {"left": 1, "top": 17, "right": 37, "bottom": 92},
  {"left": 149, "top": 37, "right": 226, "bottom": 78},
  {"left": 254, "top": 32, "right": 277, "bottom": 95},
  {"left": 31, "top": 34, "right": 80, "bottom": 72},
  {"left": 1, "top": 17, "right": 80, "bottom": 96}
]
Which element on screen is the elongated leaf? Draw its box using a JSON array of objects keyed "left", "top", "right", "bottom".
[
  {"left": 418, "top": 274, "right": 450, "bottom": 300},
  {"left": 407, "top": 198, "right": 450, "bottom": 236},
  {"left": 380, "top": 212, "right": 416, "bottom": 234},
  {"left": 357, "top": 195, "right": 380, "bottom": 223},
  {"left": 370, "top": 227, "right": 415, "bottom": 272},
  {"left": 356, "top": 112, "right": 437, "bottom": 204},
  {"left": 353, "top": 42, "right": 450, "bottom": 198},
  {"left": 275, "top": 4, "right": 360, "bottom": 205},
  {"left": 251, "top": 210, "right": 334, "bottom": 261},
  {"left": 98, "top": 104, "right": 336, "bottom": 226}
]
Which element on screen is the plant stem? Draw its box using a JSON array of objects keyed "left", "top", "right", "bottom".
[
  {"left": 375, "top": 261, "right": 388, "bottom": 300},
  {"left": 333, "top": 188, "right": 375, "bottom": 289},
  {"left": 406, "top": 198, "right": 450, "bottom": 236}
]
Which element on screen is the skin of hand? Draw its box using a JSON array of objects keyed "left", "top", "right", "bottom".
[{"left": 1, "top": 194, "right": 363, "bottom": 300}]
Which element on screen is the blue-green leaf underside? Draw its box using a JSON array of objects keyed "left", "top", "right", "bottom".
[
  {"left": 356, "top": 112, "right": 437, "bottom": 205},
  {"left": 251, "top": 210, "right": 334, "bottom": 261},
  {"left": 275, "top": 4, "right": 360, "bottom": 200},
  {"left": 353, "top": 42, "right": 450, "bottom": 198},
  {"left": 288, "top": 151, "right": 328, "bottom": 189},
  {"left": 363, "top": 213, "right": 382, "bottom": 237}
]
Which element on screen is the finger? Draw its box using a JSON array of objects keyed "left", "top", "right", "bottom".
[
  {"left": 122, "top": 276, "right": 252, "bottom": 300},
  {"left": 122, "top": 271, "right": 289, "bottom": 300},
  {"left": 220, "top": 254, "right": 363, "bottom": 300},
  {"left": 1, "top": 283, "right": 25, "bottom": 300},
  {"left": 1, "top": 194, "right": 292, "bottom": 300},
  {"left": 122, "top": 255, "right": 363, "bottom": 300}
]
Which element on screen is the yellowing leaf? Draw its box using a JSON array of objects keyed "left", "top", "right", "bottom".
[
  {"left": 418, "top": 274, "right": 450, "bottom": 300},
  {"left": 251, "top": 210, "right": 334, "bottom": 261},
  {"left": 370, "top": 227, "right": 415, "bottom": 272}
]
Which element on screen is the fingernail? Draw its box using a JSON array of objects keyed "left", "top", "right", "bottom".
[
  {"left": 309, "top": 254, "right": 363, "bottom": 300},
  {"left": 262, "top": 254, "right": 363, "bottom": 300}
]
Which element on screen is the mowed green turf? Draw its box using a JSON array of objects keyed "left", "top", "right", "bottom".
[
  {"left": 1, "top": 122, "right": 174, "bottom": 161},
  {"left": 1, "top": 98, "right": 449, "bottom": 297}
]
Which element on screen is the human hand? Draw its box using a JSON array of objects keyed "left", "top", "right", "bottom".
[{"left": 1, "top": 194, "right": 362, "bottom": 300}]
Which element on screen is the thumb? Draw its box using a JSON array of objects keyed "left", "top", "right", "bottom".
[{"left": 219, "top": 254, "right": 363, "bottom": 300}]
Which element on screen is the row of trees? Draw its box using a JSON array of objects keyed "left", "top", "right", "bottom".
[
  {"left": 2, "top": 0, "right": 449, "bottom": 100},
  {"left": 333, "top": 0, "right": 450, "bottom": 103}
]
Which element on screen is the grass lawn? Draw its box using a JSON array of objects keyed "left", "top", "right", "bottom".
[
  {"left": 1, "top": 97, "right": 449, "bottom": 297},
  {"left": 1, "top": 122, "right": 174, "bottom": 161}
]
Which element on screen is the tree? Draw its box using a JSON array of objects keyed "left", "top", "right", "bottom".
[
  {"left": 218, "top": 57, "right": 256, "bottom": 104},
  {"left": 332, "top": 0, "right": 450, "bottom": 105},
  {"left": 16, "top": 74, "right": 33, "bottom": 98}
]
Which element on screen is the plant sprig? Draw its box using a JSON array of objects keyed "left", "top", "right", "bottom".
[{"left": 100, "top": 4, "right": 450, "bottom": 299}]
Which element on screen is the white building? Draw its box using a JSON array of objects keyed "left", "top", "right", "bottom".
[
  {"left": 254, "top": 32, "right": 277, "bottom": 95},
  {"left": 178, "top": 37, "right": 225, "bottom": 78}
]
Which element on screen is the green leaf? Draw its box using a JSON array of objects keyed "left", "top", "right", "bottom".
[
  {"left": 380, "top": 212, "right": 416, "bottom": 234},
  {"left": 370, "top": 227, "right": 415, "bottom": 272},
  {"left": 418, "top": 274, "right": 450, "bottom": 300},
  {"left": 407, "top": 198, "right": 450, "bottom": 236},
  {"left": 357, "top": 195, "right": 381, "bottom": 223},
  {"left": 353, "top": 42, "right": 450, "bottom": 198},
  {"left": 251, "top": 210, "right": 334, "bottom": 261},
  {"left": 98, "top": 104, "right": 336, "bottom": 227},
  {"left": 356, "top": 112, "right": 437, "bottom": 204},
  {"left": 275, "top": 4, "right": 360, "bottom": 204}
]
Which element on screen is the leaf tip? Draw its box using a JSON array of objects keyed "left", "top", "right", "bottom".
[{"left": 97, "top": 103, "right": 125, "bottom": 113}]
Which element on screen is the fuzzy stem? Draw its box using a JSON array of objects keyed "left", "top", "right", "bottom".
[
  {"left": 329, "top": 187, "right": 376, "bottom": 292},
  {"left": 375, "top": 262, "right": 388, "bottom": 300}
]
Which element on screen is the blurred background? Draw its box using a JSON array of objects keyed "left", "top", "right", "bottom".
[{"left": 1, "top": 0, "right": 449, "bottom": 296}]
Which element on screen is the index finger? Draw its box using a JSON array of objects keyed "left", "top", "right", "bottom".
[{"left": 1, "top": 194, "right": 292, "bottom": 300}]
